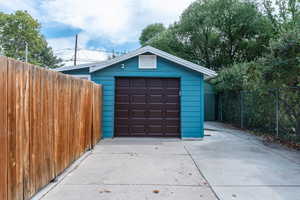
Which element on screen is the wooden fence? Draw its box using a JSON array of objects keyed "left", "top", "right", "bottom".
[{"left": 0, "top": 57, "right": 103, "bottom": 200}]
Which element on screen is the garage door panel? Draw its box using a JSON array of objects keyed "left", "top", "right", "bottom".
[
  {"left": 115, "top": 87, "right": 131, "bottom": 94},
  {"left": 116, "top": 94, "right": 130, "bottom": 103},
  {"left": 131, "top": 125, "right": 146, "bottom": 134},
  {"left": 115, "top": 109, "right": 129, "bottom": 117},
  {"left": 166, "top": 110, "right": 180, "bottom": 117},
  {"left": 148, "top": 109, "right": 163, "bottom": 117},
  {"left": 115, "top": 126, "right": 129, "bottom": 135},
  {"left": 115, "top": 77, "right": 180, "bottom": 137},
  {"left": 131, "top": 109, "right": 147, "bottom": 117},
  {"left": 165, "top": 89, "right": 179, "bottom": 95},
  {"left": 149, "top": 94, "right": 163, "bottom": 103},
  {"left": 131, "top": 95, "right": 146, "bottom": 104},
  {"left": 115, "top": 118, "right": 129, "bottom": 125},
  {"left": 148, "top": 104, "right": 165, "bottom": 110},
  {"left": 165, "top": 104, "right": 180, "bottom": 110},
  {"left": 130, "top": 88, "right": 147, "bottom": 95},
  {"left": 131, "top": 119, "right": 148, "bottom": 125},
  {"left": 148, "top": 88, "right": 164, "bottom": 94},
  {"left": 166, "top": 95, "right": 179, "bottom": 103},
  {"left": 166, "top": 119, "right": 180, "bottom": 125},
  {"left": 147, "top": 119, "right": 164, "bottom": 125},
  {"left": 116, "top": 79, "right": 130, "bottom": 87},
  {"left": 165, "top": 126, "right": 180, "bottom": 136},
  {"left": 132, "top": 79, "right": 146, "bottom": 87}
]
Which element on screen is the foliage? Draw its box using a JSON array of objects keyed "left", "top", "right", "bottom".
[
  {"left": 145, "top": 24, "right": 191, "bottom": 61},
  {"left": 139, "top": 23, "right": 166, "bottom": 46},
  {"left": 140, "top": 0, "right": 273, "bottom": 71},
  {"left": 220, "top": 87, "right": 300, "bottom": 144},
  {"left": 262, "top": 0, "right": 300, "bottom": 34},
  {"left": 211, "top": 62, "right": 261, "bottom": 91},
  {"left": 0, "top": 11, "right": 62, "bottom": 68},
  {"left": 215, "top": 29, "right": 300, "bottom": 139},
  {"left": 260, "top": 29, "right": 300, "bottom": 87},
  {"left": 213, "top": 28, "right": 300, "bottom": 89},
  {"left": 180, "top": 0, "right": 273, "bottom": 70}
]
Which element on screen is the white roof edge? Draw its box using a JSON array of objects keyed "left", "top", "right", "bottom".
[
  {"left": 54, "top": 61, "right": 105, "bottom": 72},
  {"left": 90, "top": 46, "right": 217, "bottom": 77}
]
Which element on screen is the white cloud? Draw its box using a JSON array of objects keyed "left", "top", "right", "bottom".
[
  {"left": 0, "top": 0, "right": 195, "bottom": 64},
  {"left": 40, "top": 0, "right": 194, "bottom": 44},
  {"left": 48, "top": 36, "right": 108, "bottom": 66},
  {"left": 0, "top": 0, "right": 39, "bottom": 18},
  {"left": 58, "top": 49, "right": 108, "bottom": 66}
]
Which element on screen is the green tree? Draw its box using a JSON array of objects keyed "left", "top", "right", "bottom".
[
  {"left": 262, "top": 0, "right": 300, "bottom": 35},
  {"left": 146, "top": 24, "right": 190, "bottom": 60},
  {"left": 0, "top": 11, "right": 62, "bottom": 68},
  {"left": 139, "top": 23, "right": 166, "bottom": 46},
  {"left": 177, "top": 0, "right": 273, "bottom": 70},
  {"left": 260, "top": 30, "right": 300, "bottom": 87}
]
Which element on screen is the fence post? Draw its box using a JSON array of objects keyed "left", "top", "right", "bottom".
[
  {"left": 276, "top": 89, "right": 279, "bottom": 138},
  {"left": 220, "top": 94, "right": 223, "bottom": 121},
  {"left": 240, "top": 91, "right": 244, "bottom": 128}
]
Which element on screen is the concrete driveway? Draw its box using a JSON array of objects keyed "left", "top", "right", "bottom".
[{"left": 36, "top": 122, "right": 300, "bottom": 200}]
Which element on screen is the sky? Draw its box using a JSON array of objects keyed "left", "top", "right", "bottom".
[{"left": 0, "top": 0, "right": 195, "bottom": 65}]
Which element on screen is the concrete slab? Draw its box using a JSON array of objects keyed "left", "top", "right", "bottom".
[
  {"left": 39, "top": 138, "right": 217, "bottom": 200},
  {"left": 41, "top": 185, "right": 217, "bottom": 200},
  {"left": 184, "top": 122, "right": 300, "bottom": 200},
  {"left": 39, "top": 122, "right": 300, "bottom": 200},
  {"left": 93, "top": 138, "right": 187, "bottom": 155},
  {"left": 62, "top": 153, "right": 206, "bottom": 185},
  {"left": 214, "top": 186, "right": 300, "bottom": 200}
]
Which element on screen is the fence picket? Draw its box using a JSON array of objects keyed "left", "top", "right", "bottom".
[{"left": 0, "top": 57, "right": 8, "bottom": 200}]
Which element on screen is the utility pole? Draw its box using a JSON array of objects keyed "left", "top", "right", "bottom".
[
  {"left": 25, "top": 42, "right": 28, "bottom": 63},
  {"left": 74, "top": 34, "right": 78, "bottom": 66}
]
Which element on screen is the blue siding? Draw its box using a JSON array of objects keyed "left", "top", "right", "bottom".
[{"left": 91, "top": 56, "right": 204, "bottom": 139}]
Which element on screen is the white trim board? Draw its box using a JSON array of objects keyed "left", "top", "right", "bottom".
[
  {"left": 54, "top": 62, "right": 105, "bottom": 72},
  {"left": 90, "top": 46, "right": 217, "bottom": 77},
  {"left": 69, "top": 74, "right": 91, "bottom": 80}
]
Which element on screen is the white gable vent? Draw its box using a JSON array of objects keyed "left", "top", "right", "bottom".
[{"left": 139, "top": 55, "right": 157, "bottom": 69}]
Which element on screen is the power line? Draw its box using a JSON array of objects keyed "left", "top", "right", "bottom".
[{"left": 54, "top": 47, "right": 127, "bottom": 55}]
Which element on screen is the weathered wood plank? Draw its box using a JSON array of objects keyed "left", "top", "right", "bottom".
[
  {"left": 48, "top": 71, "right": 55, "bottom": 181},
  {"left": 65, "top": 76, "right": 71, "bottom": 168},
  {"left": 99, "top": 85, "right": 103, "bottom": 140},
  {"left": 7, "top": 58, "right": 19, "bottom": 200},
  {"left": 15, "top": 61, "right": 24, "bottom": 200},
  {"left": 40, "top": 68, "right": 49, "bottom": 186},
  {"left": 34, "top": 67, "right": 42, "bottom": 192},
  {"left": 53, "top": 72, "right": 59, "bottom": 177},
  {"left": 85, "top": 82, "right": 93, "bottom": 150},
  {"left": 69, "top": 79, "right": 76, "bottom": 162},
  {"left": 29, "top": 66, "right": 36, "bottom": 197},
  {"left": 22, "top": 63, "right": 30, "bottom": 200},
  {"left": 0, "top": 57, "right": 8, "bottom": 200}
]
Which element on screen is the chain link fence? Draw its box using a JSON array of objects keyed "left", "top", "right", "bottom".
[{"left": 218, "top": 87, "right": 300, "bottom": 146}]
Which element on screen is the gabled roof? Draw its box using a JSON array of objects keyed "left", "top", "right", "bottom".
[
  {"left": 54, "top": 46, "right": 217, "bottom": 78},
  {"left": 90, "top": 46, "right": 217, "bottom": 77}
]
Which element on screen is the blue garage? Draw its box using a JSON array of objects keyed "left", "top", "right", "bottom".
[{"left": 56, "top": 46, "right": 217, "bottom": 139}]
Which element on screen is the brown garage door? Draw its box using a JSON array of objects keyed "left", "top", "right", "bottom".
[{"left": 115, "top": 77, "right": 180, "bottom": 137}]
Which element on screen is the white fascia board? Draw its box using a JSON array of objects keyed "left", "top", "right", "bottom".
[{"left": 54, "top": 61, "right": 105, "bottom": 72}]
